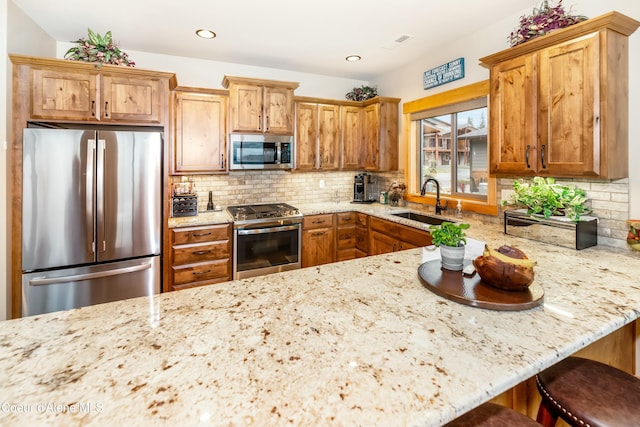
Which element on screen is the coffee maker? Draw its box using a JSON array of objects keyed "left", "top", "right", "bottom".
[{"left": 353, "top": 173, "right": 374, "bottom": 203}]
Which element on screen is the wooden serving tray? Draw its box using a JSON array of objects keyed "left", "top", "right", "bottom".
[{"left": 418, "top": 260, "right": 544, "bottom": 311}]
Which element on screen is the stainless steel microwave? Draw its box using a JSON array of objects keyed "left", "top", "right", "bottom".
[{"left": 229, "top": 134, "right": 294, "bottom": 170}]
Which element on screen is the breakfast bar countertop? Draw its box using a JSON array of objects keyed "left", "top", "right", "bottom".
[{"left": 2, "top": 203, "right": 640, "bottom": 426}]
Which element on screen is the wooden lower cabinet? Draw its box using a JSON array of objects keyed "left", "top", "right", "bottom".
[
  {"left": 336, "top": 212, "right": 357, "bottom": 261},
  {"left": 369, "top": 216, "right": 432, "bottom": 255},
  {"left": 302, "top": 214, "right": 335, "bottom": 267},
  {"left": 355, "top": 213, "right": 369, "bottom": 257},
  {"left": 169, "top": 224, "right": 232, "bottom": 291}
]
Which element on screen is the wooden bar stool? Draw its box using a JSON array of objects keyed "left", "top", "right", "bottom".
[
  {"left": 536, "top": 356, "right": 640, "bottom": 427},
  {"left": 445, "top": 402, "right": 541, "bottom": 426}
]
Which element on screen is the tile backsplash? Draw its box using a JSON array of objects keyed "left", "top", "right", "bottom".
[{"left": 171, "top": 172, "right": 630, "bottom": 248}]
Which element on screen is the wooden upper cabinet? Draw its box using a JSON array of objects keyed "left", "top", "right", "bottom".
[
  {"left": 20, "top": 57, "right": 175, "bottom": 124},
  {"left": 363, "top": 103, "right": 380, "bottom": 170},
  {"left": 295, "top": 101, "right": 340, "bottom": 170},
  {"left": 341, "top": 105, "right": 364, "bottom": 170},
  {"left": 222, "top": 75, "right": 298, "bottom": 134},
  {"left": 295, "top": 102, "right": 318, "bottom": 170},
  {"left": 31, "top": 67, "right": 99, "bottom": 120},
  {"left": 101, "top": 73, "right": 163, "bottom": 123},
  {"left": 362, "top": 97, "right": 399, "bottom": 172},
  {"left": 480, "top": 12, "right": 639, "bottom": 179},
  {"left": 173, "top": 88, "right": 227, "bottom": 174}
]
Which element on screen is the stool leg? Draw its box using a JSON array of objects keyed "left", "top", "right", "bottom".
[{"left": 536, "top": 399, "right": 559, "bottom": 427}]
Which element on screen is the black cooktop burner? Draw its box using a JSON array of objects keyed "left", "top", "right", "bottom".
[{"left": 227, "top": 203, "right": 301, "bottom": 223}]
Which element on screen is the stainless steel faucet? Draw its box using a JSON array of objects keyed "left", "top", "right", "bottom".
[{"left": 420, "top": 178, "right": 448, "bottom": 215}]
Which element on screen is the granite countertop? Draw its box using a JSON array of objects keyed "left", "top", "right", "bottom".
[{"left": 3, "top": 203, "right": 640, "bottom": 426}]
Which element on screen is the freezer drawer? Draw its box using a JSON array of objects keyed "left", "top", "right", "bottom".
[{"left": 22, "top": 256, "right": 160, "bottom": 317}]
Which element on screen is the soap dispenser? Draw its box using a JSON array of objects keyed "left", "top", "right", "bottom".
[{"left": 455, "top": 200, "right": 463, "bottom": 219}]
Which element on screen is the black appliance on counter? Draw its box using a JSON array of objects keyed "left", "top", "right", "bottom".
[
  {"left": 353, "top": 172, "right": 375, "bottom": 203},
  {"left": 227, "top": 203, "right": 302, "bottom": 279}
]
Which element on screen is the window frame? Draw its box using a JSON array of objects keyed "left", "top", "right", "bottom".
[{"left": 402, "top": 80, "right": 498, "bottom": 216}]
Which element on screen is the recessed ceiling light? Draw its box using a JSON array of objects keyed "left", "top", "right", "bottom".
[
  {"left": 196, "top": 29, "right": 216, "bottom": 39},
  {"left": 345, "top": 55, "right": 361, "bottom": 62}
]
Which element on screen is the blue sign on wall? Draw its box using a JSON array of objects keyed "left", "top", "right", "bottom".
[{"left": 423, "top": 58, "right": 465, "bottom": 90}]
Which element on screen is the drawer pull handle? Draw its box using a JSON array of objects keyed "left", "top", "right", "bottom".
[
  {"left": 193, "top": 232, "right": 212, "bottom": 237},
  {"left": 193, "top": 270, "right": 211, "bottom": 276},
  {"left": 311, "top": 231, "right": 325, "bottom": 236},
  {"left": 193, "top": 250, "right": 212, "bottom": 255}
]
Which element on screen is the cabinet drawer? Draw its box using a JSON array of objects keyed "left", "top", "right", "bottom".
[
  {"left": 397, "top": 225, "right": 432, "bottom": 247},
  {"left": 173, "top": 241, "right": 230, "bottom": 265},
  {"left": 172, "top": 259, "right": 230, "bottom": 286},
  {"left": 355, "top": 212, "right": 369, "bottom": 227},
  {"left": 336, "top": 227, "right": 356, "bottom": 249},
  {"left": 336, "top": 212, "right": 356, "bottom": 226},
  {"left": 172, "top": 224, "right": 230, "bottom": 245},
  {"left": 337, "top": 248, "right": 357, "bottom": 262},
  {"left": 369, "top": 216, "right": 431, "bottom": 248},
  {"left": 303, "top": 214, "right": 334, "bottom": 229}
]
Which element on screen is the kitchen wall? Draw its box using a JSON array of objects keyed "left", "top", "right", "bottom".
[
  {"left": 1, "top": 1, "right": 58, "bottom": 320},
  {"left": 372, "top": 0, "right": 640, "bottom": 248},
  {"left": 173, "top": 171, "right": 405, "bottom": 211}
]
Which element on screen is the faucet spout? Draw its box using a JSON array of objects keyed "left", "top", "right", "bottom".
[{"left": 420, "top": 178, "right": 448, "bottom": 215}]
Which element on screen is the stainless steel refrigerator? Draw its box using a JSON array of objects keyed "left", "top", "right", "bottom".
[{"left": 21, "top": 127, "right": 162, "bottom": 316}]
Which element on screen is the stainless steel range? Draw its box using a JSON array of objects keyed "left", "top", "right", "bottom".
[{"left": 227, "top": 203, "right": 302, "bottom": 279}]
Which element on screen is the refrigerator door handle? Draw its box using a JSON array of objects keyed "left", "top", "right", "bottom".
[
  {"left": 87, "top": 139, "right": 96, "bottom": 254},
  {"left": 96, "top": 139, "right": 106, "bottom": 253},
  {"left": 28, "top": 263, "right": 152, "bottom": 286}
]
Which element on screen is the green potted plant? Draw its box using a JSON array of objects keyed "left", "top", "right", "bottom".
[
  {"left": 429, "top": 221, "right": 470, "bottom": 271},
  {"left": 64, "top": 28, "right": 135, "bottom": 67},
  {"left": 502, "top": 177, "right": 591, "bottom": 221}
]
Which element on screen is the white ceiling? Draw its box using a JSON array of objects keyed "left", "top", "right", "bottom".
[{"left": 12, "top": 0, "right": 536, "bottom": 80}]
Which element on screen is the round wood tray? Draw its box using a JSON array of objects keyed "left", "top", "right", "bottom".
[{"left": 418, "top": 260, "right": 544, "bottom": 311}]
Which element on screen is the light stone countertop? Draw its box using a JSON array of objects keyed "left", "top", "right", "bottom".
[{"left": 3, "top": 202, "right": 640, "bottom": 426}]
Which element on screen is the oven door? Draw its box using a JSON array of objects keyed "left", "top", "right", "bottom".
[{"left": 233, "top": 223, "right": 301, "bottom": 279}]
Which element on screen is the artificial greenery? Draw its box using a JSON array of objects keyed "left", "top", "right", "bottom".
[
  {"left": 429, "top": 222, "right": 470, "bottom": 248},
  {"left": 508, "top": 0, "right": 587, "bottom": 47},
  {"left": 502, "top": 177, "right": 591, "bottom": 221},
  {"left": 345, "top": 85, "right": 377, "bottom": 101},
  {"left": 64, "top": 28, "right": 135, "bottom": 67}
]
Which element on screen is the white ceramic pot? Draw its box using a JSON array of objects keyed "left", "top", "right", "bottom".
[{"left": 440, "top": 244, "right": 465, "bottom": 271}]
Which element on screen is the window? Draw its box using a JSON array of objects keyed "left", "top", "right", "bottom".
[
  {"left": 415, "top": 98, "right": 487, "bottom": 199},
  {"left": 402, "top": 80, "right": 497, "bottom": 215}
]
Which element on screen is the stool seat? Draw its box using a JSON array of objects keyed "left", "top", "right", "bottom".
[
  {"left": 536, "top": 356, "right": 640, "bottom": 427},
  {"left": 445, "top": 402, "right": 540, "bottom": 427}
]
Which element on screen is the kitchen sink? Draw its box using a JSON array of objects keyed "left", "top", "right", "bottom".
[{"left": 390, "top": 211, "right": 449, "bottom": 226}]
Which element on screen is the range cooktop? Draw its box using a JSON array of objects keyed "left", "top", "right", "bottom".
[{"left": 226, "top": 203, "right": 302, "bottom": 225}]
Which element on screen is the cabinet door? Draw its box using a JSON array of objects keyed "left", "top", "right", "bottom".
[
  {"left": 31, "top": 68, "right": 99, "bottom": 120},
  {"left": 369, "top": 230, "right": 397, "bottom": 255},
  {"left": 302, "top": 228, "right": 335, "bottom": 267},
  {"left": 363, "top": 103, "right": 380, "bottom": 170},
  {"left": 101, "top": 74, "right": 162, "bottom": 123},
  {"left": 229, "top": 84, "right": 263, "bottom": 132},
  {"left": 538, "top": 33, "right": 598, "bottom": 176},
  {"left": 295, "top": 102, "right": 318, "bottom": 170},
  {"left": 341, "top": 106, "right": 363, "bottom": 170},
  {"left": 174, "top": 92, "right": 227, "bottom": 173},
  {"left": 489, "top": 54, "right": 537, "bottom": 175},
  {"left": 264, "top": 86, "right": 294, "bottom": 134},
  {"left": 318, "top": 104, "right": 341, "bottom": 170}
]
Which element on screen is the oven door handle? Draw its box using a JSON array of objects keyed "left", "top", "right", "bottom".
[{"left": 237, "top": 224, "right": 300, "bottom": 235}]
